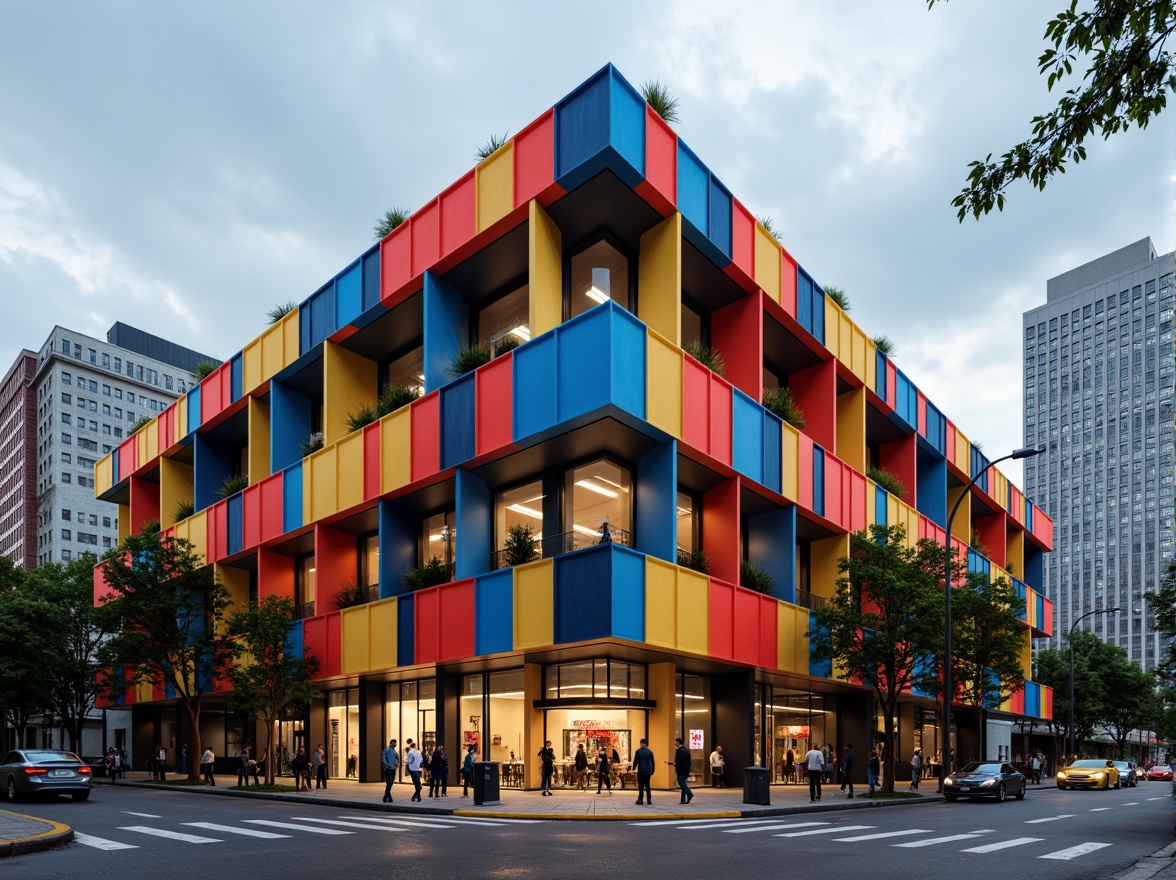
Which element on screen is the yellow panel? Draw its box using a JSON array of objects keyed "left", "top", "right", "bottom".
[
  {"left": 160, "top": 457, "right": 194, "bottom": 527},
  {"left": 676, "top": 567, "right": 709, "bottom": 655},
  {"left": 1006, "top": 528, "right": 1025, "bottom": 578},
  {"left": 380, "top": 408, "right": 412, "bottom": 494},
  {"left": 777, "top": 603, "right": 810, "bottom": 673},
  {"left": 637, "top": 213, "right": 682, "bottom": 346},
  {"left": 835, "top": 386, "right": 866, "bottom": 473},
  {"left": 306, "top": 446, "right": 338, "bottom": 524},
  {"left": 954, "top": 428, "right": 971, "bottom": 473},
  {"left": 244, "top": 308, "right": 301, "bottom": 395},
  {"left": 514, "top": 558, "right": 553, "bottom": 649},
  {"left": 95, "top": 453, "right": 114, "bottom": 496},
  {"left": 780, "top": 422, "right": 799, "bottom": 501},
  {"left": 754, "top": 224, "right": 782, "bottom": 304},
  {"left": 991, "top": 469, "right": 1009, "bottom": 508},
  {"left": 335, "top": 430, "right": 365, "bottom": 513},
  {"left": 186, "top": 509, "right": 209, "bottom": 565},
  {"left": 369, "top": 598, "right": 398, "bottom": 669},
  {"left": 143, "top": 418, "right": 159, "bottom": 464},
  {"left": 118, "top": 502, "right": 130, "bottom": 545},
  {"left": 323, "top": 341, "right": 377, "bottom": 447},
  {"left": 644, "top": 558, "right": 678, "bottom": 649},
  {"left": 646, "top": 661, "right": 677, "bottom": 788},
  {"left": 824, "top": 300, "right": 842, "bottom": 360},
  {"left": 645, "top": 329, "right": 683, "bottom": 439},
  {"left": 528, "top": 201, "right": 562, "bottom": 337},
  {"left": 810, "top": 534, "right": 846, "bottom": 598},
  {"left": 174, "top": 395, "right": 188, "bottom": 441},
  {"left": 136, "top": 421, "right": 151, "bottom": 469},
  {"left": 341, "top": 605, "right": 371, "bottom": 674},
  {"left": 864, "top": 338, "right": 877, "bottom": 392},
  {"left": 847, "top": 321, "right": 868, "bottom": 385},
  {"left": 947, "top": 488, "right": 970, "bottom": 543},
  {"left": 137, "top": 682, "right": 153, "bottom": 704},
  {"left": 248, "top": 398, "right": 271, "bottom": 484},
  {"left": 216, "top": 564, "right": 250, "bottom": 616},
  {"left": 243, "top": 337, "right": 263, "bottom": 396},
  {"left": 476, "top": 142, "right": 514, "bottom": 233}
]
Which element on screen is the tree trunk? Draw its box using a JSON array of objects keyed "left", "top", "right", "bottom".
[
  {"left": 263, "top": 716, "right": 276, "bottom": 786},
  {"left": 881, "top": 703, "right": 897, "bottom": 793},
  {"left": 183, "top": 698, "right": 202, "bottom": 781}
]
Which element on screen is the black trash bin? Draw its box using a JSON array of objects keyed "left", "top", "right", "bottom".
[
  {"left": 473, "top": 761, "right": 501, "bottom": 806},
  {"left": 743, "top": 766, "right": 770, "bottom": 805}
]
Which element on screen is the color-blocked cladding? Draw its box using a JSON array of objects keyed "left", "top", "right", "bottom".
[
  {"left": 414, "top": 579, "right": 475, "bottom": 664},
  {"left": 553, "top": 544, "right": 644, "bottom": 644},
  {"left": 513, "top": 558, "right": 553, "bottom": 650},
  {"left": 707, "top": 577, "right": 778, "bottom": 668},
  {"left": 303, "top": 612, "right": 342, "bottom": 679},
  {"left": 339, "top": 598, "right": 399, "bottom": 674},
  {"left": 554, "top": 63, "right": 645, "bottom": 191},
  {"left": 644, "top": 557, "right": 708, "bottom": 655},
  {"left": 475, "top": 569, "right": 514, "bottom": 655},
  {"left": 475, "top": 352, "right": 513, "bottom": 456}
]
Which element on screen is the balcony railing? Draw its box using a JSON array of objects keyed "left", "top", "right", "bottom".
[
  {"left": 796, "top": 590, "right": 828, "bottom": 610},
  {"left": 491, "top": 527, "right": 633, "bottom": 570},
  {"left": 293, "top": 601, "right": 316, "bottom": 620}
]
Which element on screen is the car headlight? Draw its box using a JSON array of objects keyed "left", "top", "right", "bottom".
[
  {"left": 944, "top": 778, "right": 954, "bottom": 786},
  {"left": 980, "top": 779, "right": 995, "bottom": 787},
  {"left": 1093, "top": 772, "right": 1104, "bottom": 778},
  {"left": 1056, "top": 772, "right": 1065, "bottom": 779}
]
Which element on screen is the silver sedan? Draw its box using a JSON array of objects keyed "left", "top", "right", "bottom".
[{"left": 1, "top": 749, "right": 93, "bottom": 802}]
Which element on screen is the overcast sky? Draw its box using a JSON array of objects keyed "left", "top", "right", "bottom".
[{"left": 2, "top": 1, "right": 1171, "bottom": 490}]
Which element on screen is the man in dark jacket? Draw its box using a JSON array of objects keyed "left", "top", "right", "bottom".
[
  {"left": 632, "top": 739, "right": 655, "bottom": 805},
  {"left": 666, "top": 738, "right": 693, "bottom": 804},
  {"left": 840, "top": 744, "right": 855, "bottom": 798}
]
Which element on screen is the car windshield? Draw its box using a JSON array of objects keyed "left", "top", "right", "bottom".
[
  {"left": 1112, "top": 762, "right": 1129, "bottom": 769},
  {"left": 24, "top": 751, "right": 79, "bottom": 763},
  {"left": 1070, "top": 759, "right": 1107, "bottom": 768},
  {"left": 959, "top": 762, "right": 1002, "bottom": 774}
]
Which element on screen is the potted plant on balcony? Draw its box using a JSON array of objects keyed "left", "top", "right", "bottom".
[{"left": 503, "top": 523, "right": 538, "bottom": 566}]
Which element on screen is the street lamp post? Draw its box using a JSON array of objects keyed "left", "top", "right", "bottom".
[
  {"left": 1067, "top": 606, "right": 1121, "bottom": 761},
  {"left": 941, "top": 446, "right": 1043, "bottom": 792}
]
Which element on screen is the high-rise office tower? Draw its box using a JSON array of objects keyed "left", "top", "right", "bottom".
[{"left": 1024, "top": 238, "right": 1175, "bottom": 668}]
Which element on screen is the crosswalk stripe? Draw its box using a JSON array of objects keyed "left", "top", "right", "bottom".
[
  {"left": 1147, "top": 797, "right": 1166, "bottom": 801},
  {"left": 1122, "top": 802, "right": 1139, "bottom": 806},
  {"left": 122, "top": 811, "right": 162, "bottom": 818},
  {"left": 961, "top": 837, "right": 1043, "bottom": 853},
  {"left": 73, "top": 832, "right": 138, "bottom": 851},
  {"left": 291, "top": 818, "right": 406, "bottom": 831},
  {"left": 775, "top": 825, "right": 874, "bottom": 838},
  {"left": 183, "top": 822, "right": 291, "bottom": 839},
  {"left": 893, "top": 833, "right": 984, "bottom": 848},
  {"left": 834, "top": 829, "right": 930, "bottom": 842},
  {"left": 1025, "top": 814, "right": 1074, "bottom": 823},
  {"left": 338, "top": 815, "right": 464, "bottom": 828},
  {"left": 243, "top": 820, "right": 353, "bottom": 835},
  {"left": 1039, "top": 842, "right": 1112, "bottom": 860},
  {"left": 722, "top": 822, "right": 827, "bottom": 834},
  {"left": 118, "top": 826, "right": 221, "bottom": 844},
  {"left": 1089, "top": 807, "right": 1110, "bottom": 811}
]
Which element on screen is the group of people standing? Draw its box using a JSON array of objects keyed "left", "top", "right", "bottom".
[{"left": 380, "top": 739, "right": 455, "bottom": 803}]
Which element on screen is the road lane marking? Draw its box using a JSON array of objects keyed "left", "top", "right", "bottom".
[
  {"left": 775, "top": 825, "right": 874, "bottom": 838},
  {"left": 834, "top": 829, "right": 930, "bottom": 842},
  {"left": 1039, "top": 842, "right": 1112, "bottom": 860},
  {"left": 961, "top": 837, "right": 1043, "bottom": 853},
  {"left": 893, "top": 833, "right": 985, "bottom": 848},
  {"left": 183, "top": 822, "right": 290, "bottom": 839},
  {"left": 722, "top": 822, "right": 828, "bottom": 833},
  {"left": 291, "top": 818, "right": 407, "bottom": 831},
  {"left": 1122, "top": 802, "right": 1139, "bottom": 806},
  {"left": 1089, "top": 808, "right": 1111, "bottom": 811},
  {"left": 1025, "top": 814, "right": 1075, "bottom": 823},
  {"left": 73, "top": 832, "right": 138, "bottom": 850},
  {"left": 118, "top": 826, "right": 221, "bottom": 844},
  {"left": 1147, "top": 797, "right": 1166, "bottom": 801},
  {"left": 121, "top": 812, "right": 162, "bottom": 818},
  {"left": 338, "top": 815, "right": 469, "bottom": 828},
  {"left": 243, "top": 820, "right": 353, "bottom": 835}
]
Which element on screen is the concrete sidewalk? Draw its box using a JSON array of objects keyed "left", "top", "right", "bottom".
[{"left": 0, "top": 809, "right": 72, "bottom": 858}]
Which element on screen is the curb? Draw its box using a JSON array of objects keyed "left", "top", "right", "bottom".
[
  {"left": 0, "top": 810, "right": 73, "bottom": 859},
  {"left": 454, "top": 810, "right": 742, "bottom": 821}
]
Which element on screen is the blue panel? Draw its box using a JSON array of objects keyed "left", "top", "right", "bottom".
[
  {"left": 193, "top": 432, "right": 231, "bottom": 512},
  {"left": 554, "top": 65, "right": 644, "bottom": 191},
  {"left": 967, "top": 548, "right": 990, "bottom": 576},
  {"left": 971, "top": 446, "right": 990, "bottom": 493},
  {"left": 809, "top": 614, "right": 832, "bottom": 679},
  {"left": 731, "top": 390, "right": 764, "bottom": 484},
  {"left": 187, "top": 386, "right": 202, "bottom": 432},
  {"left": 300, "top": 283, "right": 336, "bottom": 355},
  {"left": 606, "top": 305, "right": 646, "bottom": 418},
  {"left": 475, "top": 569, "right": 514, "bottom": 655},
  {"left": 1024, "top": 543, "right": 1044, "bottom": 589},
  {"left": 397, "top": 594, "right": 414, "bottom": 667},
  {"left": 762, "top": 411, "right": 782, "bottom": 494},
  {"left": 707, "top": 177, "right": 732, "bottom": 259},
  {"left": 1036, "top": 593, "right": 1045, "bottom": 627},
  {"left": 226, "top": 493, "right": 243, "bottom": 556},
  {"left": 336, "top": 260, "right": 363, "bottom": 329},
  {"left": 513, "top": 333, "right": 558, "bottom": 440},
  {"left": 924, "top": 401, "right": 946, "bottom": 455},
  {"left": 915, "top": 457, "right": 947, "bottom": 527},
  {"left": 378, "top": 499, "right": 415, "bottom": 598},
  {"left": 269, "top": 381, "right": 311, "bottom": 473},
  {"left": 608, "top": 68, "right": 646, "bottom": 181},
  {"left": 796, "top": 268, "right": 814, "bottom": 337},
  {"left": 610, "top": 546, "right": 645, "bottom": 643},
  {"left": 1025, "top": 681, "right": 1039, "bottom": 717},
  {"left": 422, "top": 272, "right": 465, "bottom": 394},
  {"left": 230, "top": 353, "right": 243, "bottom": 403},
  {"left": 557, "top": 306, "right": 612, "bottom": 421},
  {"left": 875, "top": 351, "right": 888, "bottom": 400},
  {"left": 362, "top": 247, "right": 381, "bottom": 313},
  {"left": 111, "top": 448, "right": 119, "bottom": 485},
  {"left": 554, "top": 545, "right": 613, "bottom": 643},
  {"left": 441, "top": 373, "right": 476, "bottom": 469},
  {"left": 284, "top": 622, "right": 302, "bottom": 659},
  {"left": 676, "top": 141, "right": 709, "bottom": 235},
  {"left": 875, "top": 485, "right": 889, "bottom": 525},
  {"left": 282, "top": 461, "right": 303, "bottom": 534},
  {"left": 635, "top": 440, "right": 677, "bottom": 563},
  {"left": 454, "top": 469, "right": 491, "bottom": 581},
  {"left": 812, "top": 446, "right": 825, "bottom": 517},
  {"left": 893, "top": 368, "right": 917, "bottom": 429},
  {"left": 555, "top": 66, "right": 610, "bottom": 180},
  {"left": 748, "top": 506, "right": 796, "bottom": 603}
]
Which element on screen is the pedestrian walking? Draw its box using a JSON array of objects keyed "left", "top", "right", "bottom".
[
  {"left": 462, "top": 745, "right": 476, "bottom": 796},
  {"left": 784, "top": 747, "right": 796, "bottom": 784},
  {"left": 574, "top": 744, "right": 589, "bottom": 790},
  {"left": 666, "top": 737, "right": 693, "bottom": 803},
  {"left": 291, "top": 747, "right": 310, "bottom": 791},
  {"left": 237, "top": 742, "right": 252, "bottom": 787},
  {"left": 428, "top": 743, "right": 449, "bottom": 797},
  {"left": 201, "top": 746, "right": 216, "bottom": 786},
  {"left": 596, "top": 745, "right": 613, "bottom": 795},
  {"left": 867, "top": 748, "right": 880, "bottom": 794},
  {"left": 155, "top": 744, "right": 168, "bottom": 781},
  {"left": 1031, "top": 753, "right": 1042, "bottom": 784},
  {"left": 405, "top": 740, "right": 424, "bottom": 801},
  {"left": 840, "top": 743, "right": 855, "bottom": 798},
  {"left": 179, "top": 745, "right": 188, "bottom": 776},
  {"left": 910, "top": 748, "right": 921, "bottom": 791},
  {"left": 313, "top": 743, "right": 327, "bottom": 789},
  {"left": 538, "top": 740, "right": 555, "bottom": 796},
  {"left": 803, "top": 743, "right": 825, "bottom": 802},
  {"left": 709, "top": 744, "right": 726, "bottom": 787},
  {"left": 632, "top": 738, "right": 655, "bottom": 805},
  {"left": 381, "top": 738, "right": 399, "bottom": 803}
]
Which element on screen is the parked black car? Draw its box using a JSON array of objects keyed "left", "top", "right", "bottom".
[
  {"left": 943, "top": 761, "right": 1027, "bottom": 802},
  {"left": 1, "top": 749, "right": 93, "bottom": 801}
]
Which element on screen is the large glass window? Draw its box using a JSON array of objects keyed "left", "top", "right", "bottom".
[
  {"left": 568, "top": 240, "right": 630, "bottom": 320},
  {"left": 476, "top": 284, "right": 530, "bottom": 354},
  {"left": 420, "top": 510, "right": 455, "bottom": 570},
  {"left": 495, "top": 480, "right": 544, "bottom": 565},
  {"left": 674, "top": 674, "right": 711, "bottom": 784},
  {"left": 295, "top": 554, "right": 316, "bottom": 618},
  {"left": 382, "top": 345, "right": 424, "bottom": 397},
  {"left": 327, "top": 688, "right": 359, "bottom": 778},
  {"left": 385, "top": 680, "right": 436, "bottom": 779},
  {"left": 545, "top": 660, "right": 645, "bottom": 700},
  {"left": 761, "top": 686, "right": 831, "bottom": 785},
  {"left": 358, "top": 533, "right": 379, "bottom": 590},
  {"left": 564, "top": 459, "right": 631, "bottom": 551},
  {"left": 676, "top": 491, "right": 697, "bottom": 563}
]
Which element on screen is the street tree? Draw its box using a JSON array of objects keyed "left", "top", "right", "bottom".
[
  {"left": 810, "top": 523, "right": 945, "bottom": 792},
  {"left": 930, "top": 0, "right": 1175, "bottom": 220},
  {"left": 1034, "top": 628, "right": 1120, "bottom": 755},
  {"left": 96, "top": 527, "right": 232, "bottom": 779},
  {"left": 227, "top": 595, "right": 321, "bottom": 785},
  {"left": 0, "top": 566, "right": 57, "bottom": 748},
  {"left": 1101, "top": 649, "right": 1164, "bottom": 756},
  {"left": 1145, "top": 557, "right": 1176, "bottom": 679}
]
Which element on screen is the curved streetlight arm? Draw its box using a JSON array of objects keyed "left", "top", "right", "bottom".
[{"left": 1067, "top": 606, "right": 1121, "bottom": 760}]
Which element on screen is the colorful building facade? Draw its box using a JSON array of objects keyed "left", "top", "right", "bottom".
[{"left": 94, "top": 65, "right": 1053, "bottom": 788}]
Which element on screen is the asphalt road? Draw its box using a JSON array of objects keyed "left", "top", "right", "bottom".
[{"left": 5, "top": 781, "right": 1173, "bottom": 880}]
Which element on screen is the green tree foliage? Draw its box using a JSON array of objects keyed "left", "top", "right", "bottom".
[
  {"left": 1146, "top": 557, "right": 1176, "bottom": 678},
  {"left": 931, "top": 0, "right": 1175, "bottom": 220},
  {"left": 96, "top": 527, "right": 232, "bottom": 779},
  {"left": 227, "top": 595, "right": 321, "bottom": 785},
  {"left": 1033, "top": 628, "right": 1121, "bottom": 753},
  {"left": 1101, "top": 650, "right": 1163, "bottom": 755},
  {"left": 0, "top": 561, "right": 56, "bottom": 748},
  {"left": 809, "top": 524, "right": 946, "bottom": 791},
  {"left": 639, "top": 79, "right": 681, "bottom": 124}
]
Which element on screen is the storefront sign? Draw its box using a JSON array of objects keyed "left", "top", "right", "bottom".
[{"left": 689, "top": 729, "right": 704, "bottom": 750}]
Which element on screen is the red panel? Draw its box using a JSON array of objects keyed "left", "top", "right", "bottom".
[
  {"left": 791, "top": 358, "right": 836, "bottom": 453},
  {"left": 974, "top": 513, "right": 1006, "bottom": 568},
  {"left": 362, "top": 422, "right": 381, "bottom": 501},
  {"left": 415, "top": 586, "right": 441, "bottom": 664},
  {"left": 681, "top": 357, "right": 711, "bottom": 454},
  {"left": 438, "top": 579, "right": 476, "bottom": 661},
  {"left": 158, "top": 404, "right": 174, "bottom": 450},
  {"left": 315, "top": 525, "right": 356, "bottom": 615},
  {"left": 945, "top": 420, "right": 958, "bottom": 469},
  {"left": 118, "top": 437, "right": 137, "bottom": 482},
  {"left": 949, "top": 535, "right": 967, "bottom": 586},
  {"left": 440, "top": 171, "right": 476, "bottom": 259},
  {"left": 779, "top": 245, "right": 798, "bottom": 319},
  {"left": 729, "top": 199, "right": 755, "bottom": 281},
  {"left": 848, "top": 469, "right": 867, "bottom": 533},
  {"left": 797, "top": 433, "right": 814, "bottom": 511},
  {"left": 242, "top": 482, "right": 262, "bottom": 550},
  {"left": 1041, "top": 685, "right": 1053, "bottom": 717},
  {"left": 917, "top": 391, "right": 927, "bottom": 438},
  {"left": 641, "top": 106, "right": 677, "bottom": 215},
  {"left": 707, "top": 374, "right": 732, "bottom": 466},
  {"left": 93, "top": 558, "right": 115, "bottom": 606},
  {"left": 886, "top": 360, "right": 897, "bottom": 408},
  {"left": 879, "top": 432, "right": 917, "bottom": 503},
  {"left": 733, "top": 587, "right": 759, "bottom": 665},
  {"left": 411, "top": 200, "right": 441, "bottom": 278},
  {"left": 380, "top": 222, "right": 412, "bottom": 304},
  {"left": 707, "top": 578, "right": 735, "bottom": 661},
  {"left": 202, "top": 362, "right": 233, "bottom": 424},
  {"left": 410, "top": 392, "right": 441, "bottom": 483},
  {"left": 513, "top": 110, "right": 556, "bottom": 208},
  {"left": 129, "top": 476, "right": 161, "bottom": 534},
  {"left": 712, "top": 293, "right": 763, "bottom": 402},
  {"left": 1008, "top": 485, "right": 1024, "bottom": 525},
  {"left": 325, "top": 612, "right": 341, "bottom": 678},
  {"left": 702, "top": 477, "right": 741, "bottom": 585},
  {"left": 476, "top": 352, "right": 514, "bottom": 455},
  {"left": 1039, "top": 598, "right": 1054, "bottom": 637},
  {"left": 758, "top": 594, "right": 779, "bottom": 669},
  {"left": 258, "top": 547, "right": 294, "bottom": 601},
  {"left": 1008, "top": 687, "right": 1025, "bottom": 716},
  {"left": 303, "top": 617, "right": 328, "bottom": 679},
  {"left": 206, "top": 499, "right": 228, "bottom": 563},
  {"left": 823, "top": 456, "right": 843, "bottom": 527}
]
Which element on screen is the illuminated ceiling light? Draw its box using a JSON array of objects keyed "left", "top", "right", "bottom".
[
  {"left": 596, "top": 476, "right": 627, "bottom": 491},
  {"left": 586, "top": 267, "right": 611, "bottom": 303},
  {"left": 507, "top": 504, "right": 543, "bottom": 519},
  {"left": 676, "top": 507, "right": 691, "bottom": 517},
  {"left": 572, "top": 524, "right": 600, "bottom": 537},
  {"left": 575, "top": 479, "right": 617, "bottom": 498},
  {"left": 511, "top": 325, "right": 531, "bottom": 341},
  {"left": 585, "top": 286, "right": 609, "bottom": 304}
]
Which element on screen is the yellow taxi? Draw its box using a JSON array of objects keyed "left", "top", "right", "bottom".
[{"left": 1056, "top": 758, "right": 1120, "bottom": 790}]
